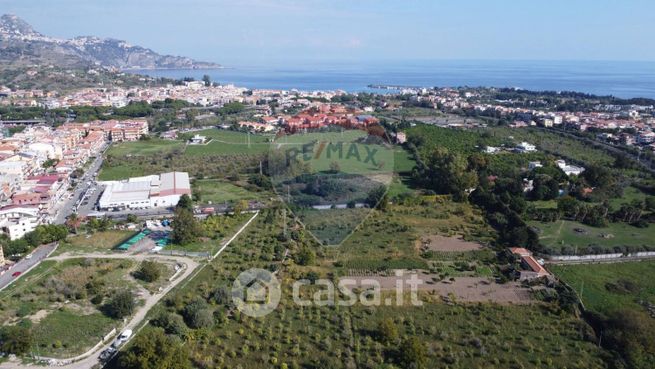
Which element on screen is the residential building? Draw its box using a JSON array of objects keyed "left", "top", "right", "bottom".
[{"left": 0, "top": 205, "right": 39, "bottom": 240}]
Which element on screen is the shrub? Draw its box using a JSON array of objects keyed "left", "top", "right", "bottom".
[
  {"left": 134, "top": 261, "right": 162, "bottom": 283},
  {"left": 103, "top": 289, "right": 136, "bottom": 319}
]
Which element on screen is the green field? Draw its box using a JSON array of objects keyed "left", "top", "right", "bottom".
[
  {"left": 550, "top": 261, "right": 655, "bottom": 315},
  {"left": 98, "top": 164, "right": 156, "bottom": 181},
  {"left": 323, "top": 200, "right": 495, "bottom": 272},
  {"left": 55, "top": 230, "right": 136, "bottom": 255},
  {"left": 193, "top": 180, "right": 268, "bottom": 204},
  {"left": 490, "top": 127, "right": 616, "bottom": 166},
  {"left": 530, "top": 220, "right": 655, "bottom": 254},
  {"left": 189, "top": 128, "right": 274, "bottom": 144},
  {"left": 184, "top": 129, "right": 271, "bottom": 156},
  {"left": 393, "top": 147, "right": 416, "bottom": 173},
  {"left": 276, "top": 129, "right": 365, "bottom": 143},
  {"left": 608, "top": 186, "right": 649, "bottom": 210},
  {"left": 107, "top": 139, "right": 185, "bottom": 156}
]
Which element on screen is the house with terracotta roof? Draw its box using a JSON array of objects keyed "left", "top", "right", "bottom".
[{"left": 509, "top": 247, "right": 550, "bottom": 281}]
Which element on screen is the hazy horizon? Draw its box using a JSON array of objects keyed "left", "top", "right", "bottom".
[{"left": 2, "top": 0, "right": 655, "bottom": 66}]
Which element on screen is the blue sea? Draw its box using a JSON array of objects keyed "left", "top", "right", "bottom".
[{"left": 131, "top": 60, "right": 655, "bottom": 99}]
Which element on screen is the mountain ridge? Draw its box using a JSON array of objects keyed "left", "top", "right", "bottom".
[{"left": 0, "top": 14, "right": 221, "bottom": 70}]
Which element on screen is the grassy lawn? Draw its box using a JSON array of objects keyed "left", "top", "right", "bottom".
[
  {"left": 190, "top": 128, "right": 273, "bottom": 144},
  {"left": 550, "top": 260, "right": 655, "bottom": 315},
  {"left": 530, "top": 200, "right": 558, "bottom": 209},
  {"left": 33, "top": 309, "right": 116, "bottom": 357},
  {"left": 98, "top": 165, "right": 153, "bottom": 181},
  {"left": 609, "top": 185, "right": 649, "bottom": 210},
  {"left": 276, "top": 130, "right": 366, "bottom": 144},
  {"left": 530, "top": 220, "right": 655, "bottom": 254},
  {"left": 184, "top": 129, "right": 271, "bottom": 156},
  {"left": 55, "top": 230, "right": 136, "bottom": 255},
  {"left": 107, "top": 139, "right": 185, "bottom": 156},
  {"left": 393, "top": 147, "right": 416, "bottom": 173},
  {"left": 271, "top": 130, "right": 399, "bottom": 176},
  {"left": 193, "top": 179, "right": 268, "bottom": 204},
  {"left": 386, "top": 175, "right": 414, "bottom": 199}
]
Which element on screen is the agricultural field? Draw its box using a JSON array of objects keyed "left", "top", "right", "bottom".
[
  {"left": 0, "top": 257, "right": 168, "bottom": 358},
  {"left": 550, "top": 261, "right": 655, "bottom": 315},
  {"left": 489, "top": 127, "right": 616, "bottom": 166},
  {"left": 100, "top": 149, "right": 261, "bottom": 181},
  {"left": 405, "top": 125, "right": 503, "bottom": 155},
  {"left": 530, "top": 220, "right": 655, "bottom": 254},
  {"left": 321, "top": 199, "right": 496, "bottom": 274},
  {"left": 132, "top": 208, "right": 607, "bottom": 369}
]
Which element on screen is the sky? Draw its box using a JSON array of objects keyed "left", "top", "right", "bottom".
[{"left": 2, "top": 0, "right": 655, "bottom": 66}]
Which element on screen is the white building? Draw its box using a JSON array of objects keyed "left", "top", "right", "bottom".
[
  {"left": 515, "top": 142, "right": 537, "bottom": 153},
  {"left": 0, "top": 206, "right": 39, "bottom": 240},
  {"left": 98, "top": 172, "right": 191, "bottom": 211},
  {"left": 189, "top": 134, "right": 207, "bottom": 145},
  {"left": 528, "top": 161, "right": 543, "bottom": 170},
  {"left": 556, "top": 160, "right": 585, "bottom": 177}
]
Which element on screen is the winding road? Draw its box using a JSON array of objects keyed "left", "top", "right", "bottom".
[{"left": 0, "top": 211, "right": 259, "bottom": 369}]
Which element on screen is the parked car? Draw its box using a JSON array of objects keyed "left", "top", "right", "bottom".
[
  {"left": 99, "top": 347, "right": 116, "bottom": 361},
  {"left": 111, "top": 329, "right": 133, "bottom": 348}
]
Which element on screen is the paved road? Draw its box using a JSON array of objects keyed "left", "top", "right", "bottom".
[
  {"left": 0, "top": 243, "right": 58, "bottom": 292},
  {"left": 53, "top": 148, "right": 107, "bottom": 225},
  {"left": 0, "top": 211, "right": 260, "bottom": 369}
]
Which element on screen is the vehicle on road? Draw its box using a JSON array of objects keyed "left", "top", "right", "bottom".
[
  {"left": 99, "top": 347, "right": 116, "bottom": 362},
  {"left": 11, "top": 271, "right": 22, "bottom": 277},
  {"left": 25, "top": 253, "right": 33, "bottom": 259},
  {"left": 111, "top": 329, "right": 133, "bottom": 348}
]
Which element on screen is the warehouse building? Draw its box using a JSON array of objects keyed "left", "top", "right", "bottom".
[{"left": 98, "top": 172, "right": 191, "bottom": 211}]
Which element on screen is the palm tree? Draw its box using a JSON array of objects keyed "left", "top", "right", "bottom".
[{"left": 66, "top": 213, "right": 82, "bottom": 234}]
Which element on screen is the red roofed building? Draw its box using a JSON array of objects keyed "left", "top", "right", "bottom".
[{"left": 510, "top": 247, "right": 550, "bottom": 280}]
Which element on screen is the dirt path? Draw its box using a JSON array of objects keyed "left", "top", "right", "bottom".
[{"left": 0, "top": 211, "right": 260, "bottom": 369}]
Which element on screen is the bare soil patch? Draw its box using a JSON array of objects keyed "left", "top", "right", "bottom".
[
  {"left": 420, "top": 235, "right": 483, "bottom": 252},
  {"left": 28, "top": 309, "right": 51, "bottom": 324},
  {"left": 343, "top": 273, "right": 532, "bottom": 305}
]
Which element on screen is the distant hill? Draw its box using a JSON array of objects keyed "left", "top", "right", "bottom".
[{"left": 0, "top": 14, "right": 221, "bottom": 70}]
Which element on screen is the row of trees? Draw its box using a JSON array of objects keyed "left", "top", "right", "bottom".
[{"left": 0, "top": 224, "right": 68, "bottom": 258}]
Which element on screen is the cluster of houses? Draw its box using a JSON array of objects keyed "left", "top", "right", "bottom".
[
  {"left": 236, "top": 103, "right": 380, "bottom": 133},
  {"left": 1, "top": 81, "right": 347, "bottom": 110},
  {"left": 400, "top": 87, "right": 655, "bottom": 153},
  {"left": 0, "top": 120, "right": 147, "bottom": 240},
  {"left": 57, "top": 119, "right": 149, "bottom": 142},
  {"left": 1, "top": 82, "right": 251, "bottom": 109}
]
